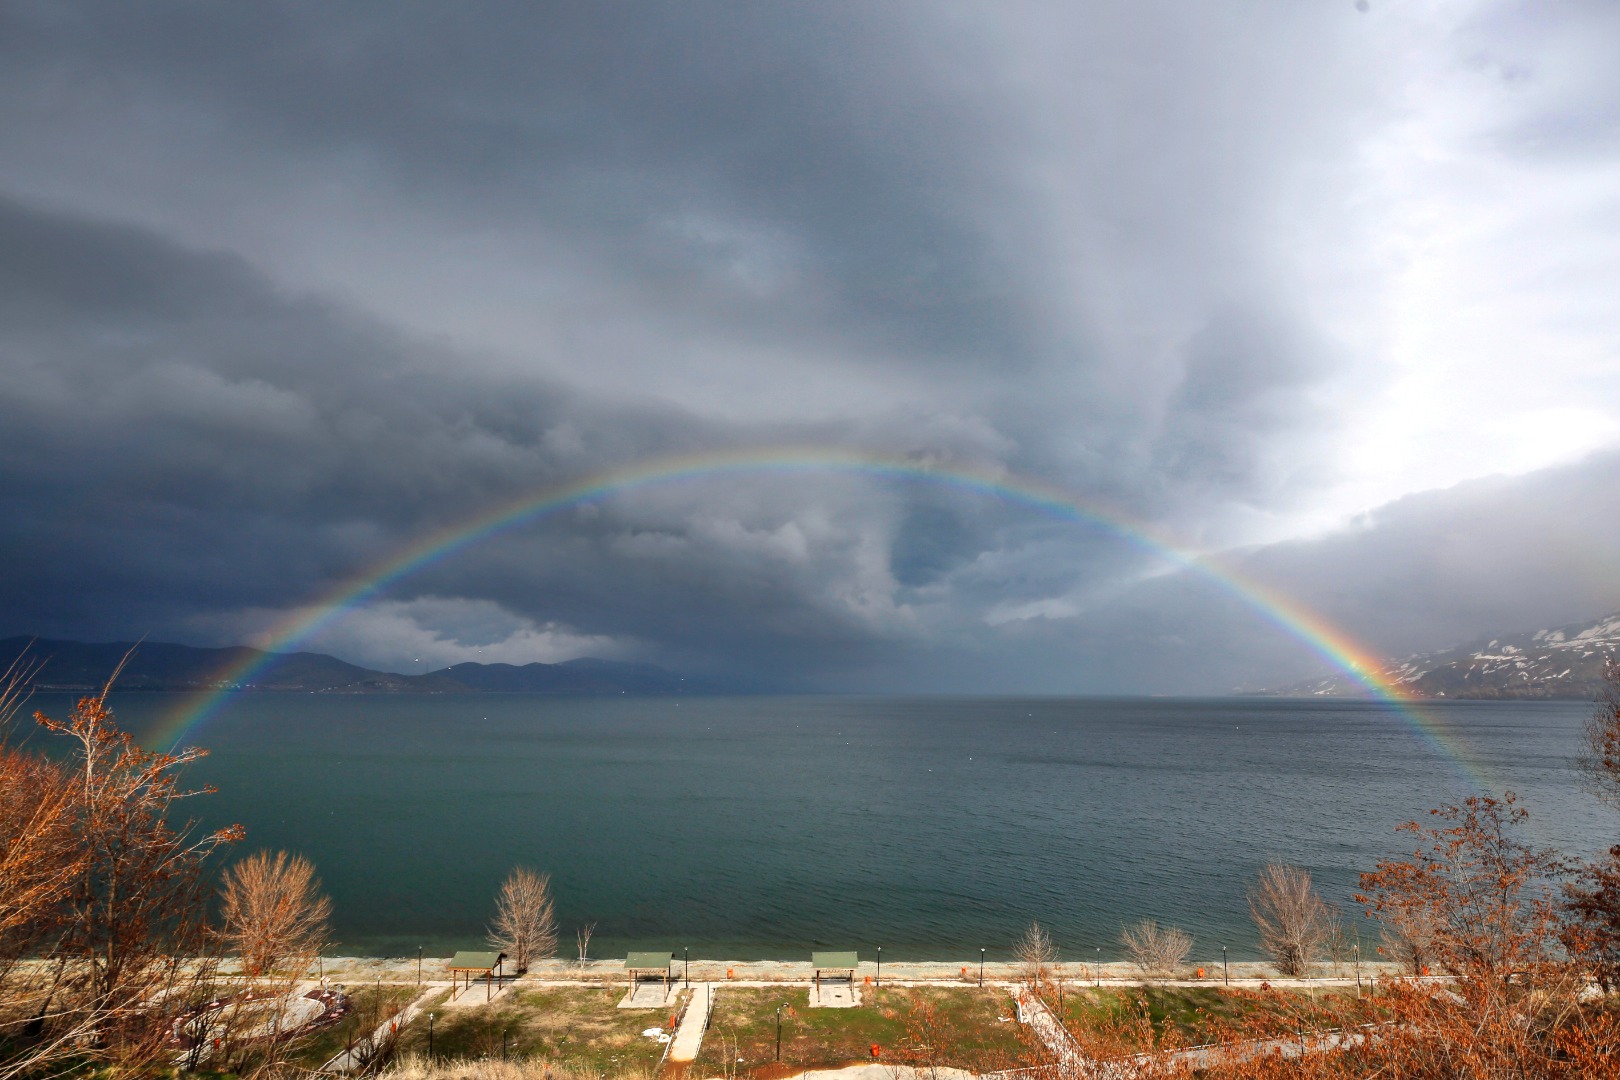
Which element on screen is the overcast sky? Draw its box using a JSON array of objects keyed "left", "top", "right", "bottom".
[{"left": 1, "top": 0, "right": 1617, "bottom": 692}]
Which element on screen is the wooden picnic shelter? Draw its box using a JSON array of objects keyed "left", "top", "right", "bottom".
[
  {"left": 624, "top": 951, "right": 674, "bottom": 994},
  {"left": 812, "top": 951, "right": 859, "bottom": 990},
  {"left": 448, "top": 950, "right": 506, "bottom": 1001}
]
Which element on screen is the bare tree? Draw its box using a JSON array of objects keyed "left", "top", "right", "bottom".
[
  {"left": 1248, "top": 861, "right": 1337, "bottom": 977},
  {"left": 0, "top": 644, "right": 40, "bottom": 742},
  {"left": 1013, "top": 920, "right": 1058, "bottom": 984},
  {"left": 1579, "top": 659, "right": 1620, "bottom": 809},
  {"left": 487, "top": 867, "right": 558, "bottom": 974},
  {"left": 220, "top": 850, "right": 332, "bottom": 978},
  {"left": 575, "top": 922, "right": 596, "bottom": 964},
  {"left": 1118, "top": 919, "right": 1192, "bottom": 976},
  {"left": 1380, "top": 921, "right": 1436, "bottom": 977}
]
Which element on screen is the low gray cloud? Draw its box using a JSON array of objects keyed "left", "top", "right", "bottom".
[
  {"left": 1001, "top": 451, "right": 1620, "bottom": 696},
  {"left": 1152, "top": 307, "right": 1333, "bottom": 501}
]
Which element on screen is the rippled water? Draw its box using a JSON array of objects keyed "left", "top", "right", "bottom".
[{"left": 25, "top": 692, "right": 1606, "bottom": 961}]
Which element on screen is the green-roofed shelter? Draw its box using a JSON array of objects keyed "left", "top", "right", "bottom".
[
  {"left": 448, "top": 950, "right": 506, "bottom": 1001},
  {"left": 625, "top": 951, "right": 674, "bottom": 993},
  {"left": 812, "top": 951, "right": 859, "bottom": 988}
]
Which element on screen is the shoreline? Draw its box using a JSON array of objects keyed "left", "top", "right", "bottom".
[{"left": 305, "top": 955, "right": 1405, "bottom": 985}]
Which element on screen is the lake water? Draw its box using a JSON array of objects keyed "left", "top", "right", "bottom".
[{"left": 21, "top": 692, "right": 1610, "bottom": 962}]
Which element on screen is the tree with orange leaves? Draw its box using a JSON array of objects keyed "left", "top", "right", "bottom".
[
  {"left": 0, "top": 670, "right": 242, "bottom": 1079},
  {"left": 1196, "top": 795, "right": 1619, "bottom": 1077},
  {"left": 1568, "top": 659, "right": 1620, "bottom": 993},
  {"left": 1054, "top": 796, "right": 1620, "bottom": 1078}
]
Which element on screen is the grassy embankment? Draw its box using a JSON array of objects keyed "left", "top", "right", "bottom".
[
  {"left": 1056, "top": 984, "right": 1373, "bottom": 1050},
  {"left": 392, "top": 986, "right": 686, "bottom": 1074},
  {"left": 692, "top": 986, "right": 1029, "bottom": 1076}
]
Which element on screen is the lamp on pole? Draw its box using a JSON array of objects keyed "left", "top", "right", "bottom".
[
  {"left": 1095, "top": 947, "right": 1101, "bottom": 987},
  {"left": 1222, "top": 946, "right": 1228, "bottom": 987},
  {"left": 417, "top": 946, "right": 423, "bottom": 987},
  {"left": 428, "top": 1013, "right": 434, "bottom": 1058},
  {"left": 876, "top": 947, "right": 882, "bottom": 988},
  {"left": 684, "top": 947, "right": 689, "bottom": 990},
  {"left": 1354, "top": 941, "right": 1361, "bottom": 997},
  {"left": 776, "top": 1002, "right": 788, "bottom": 1061},
  {"left": 979, "top": 948, "right": 986, "bottom": 987}
]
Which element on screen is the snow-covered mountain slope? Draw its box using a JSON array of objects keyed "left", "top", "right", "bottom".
[{"left": 1264, "top": 612, "right": 1620, "bottom": 700}]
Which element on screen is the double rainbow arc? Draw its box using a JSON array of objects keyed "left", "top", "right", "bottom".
[{"left": 148, "top": 447, "right": 1484, "bottom": 788}]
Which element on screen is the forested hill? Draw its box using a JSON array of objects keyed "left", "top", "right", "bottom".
[{"left": 0, "top": 637, "right": 707, "bottom": 695}]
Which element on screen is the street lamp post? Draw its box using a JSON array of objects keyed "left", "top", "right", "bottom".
[
  {"left": 776, "top": 1003, "right": 788, "bottom": 1061},
  {"left": 417, "top": 946, "right": 423, "bottom": 987},
  {"left": 876, "top": 947, "right": 882, "bottom": 988},
  {"left": 684, "top": 947, "right": 690, "bottom": 990},
  {"left": 428, "top": 1013, "right": 434, "bottom": 1059},
  {"left": 1222, "top": 946, "right": 1228, "bottom": 987},
  {"left": 1354, "top": 942, "right": 1361, "bottom": 997},
  {"left": 979, "top": 948, "right": 986, "bottom": 987},
  {"left": 1095, "top": 947, "right": 1100, "bottom": 987}
]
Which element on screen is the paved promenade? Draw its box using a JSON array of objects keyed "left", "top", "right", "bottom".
[
  {"left": 667, "top": 981, "right": 716, "bottom": 1062},
  {"left": 311, "top": 954, "right": 1397, "bottom": 987}
]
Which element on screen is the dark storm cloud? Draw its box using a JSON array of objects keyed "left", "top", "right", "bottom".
[
  {"left": 0, "top": 1, "right": 1031, "bottom": 369},
  {"left": 0, "top": 197, "right": 648, "bottom": 623},
  {"left": 0, "top": 194, "right": 1033, "bottom": 685},
  {"left": 0, "top": 0, "right": 1362, "bottom": 488},
  {"left": 1, "top": 1, "right": 1617, "bottom": 690}
]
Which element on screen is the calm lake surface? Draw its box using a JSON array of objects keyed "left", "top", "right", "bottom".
[{"left": 24, "top": 693, "right": 1608, "bottom": 961}]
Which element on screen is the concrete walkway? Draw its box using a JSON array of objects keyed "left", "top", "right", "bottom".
[
  {"left": 321, "top": 986, "right": 438, "bottom": 1074},
  {"left": 307, "top": 954, "right": 1402, "bottom": 986},
  {"left": 1013, "top": 987, "right": 1091, "bottom": 1077},
  {"left": 667, "top": 982, "right": 716, "bottom": 1062}
]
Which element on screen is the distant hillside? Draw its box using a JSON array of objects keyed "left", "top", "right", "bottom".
[
  {"left": 0, "top": 637, "right": 708, "bottom": 695},
  {"left": 1264, "top": 612, "right": 1620, "bottom": 700}
]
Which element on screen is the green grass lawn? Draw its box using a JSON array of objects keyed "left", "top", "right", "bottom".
[
  {"left": 693, "top": 986, "right": 1031, "bottom": 1076},
  {"left": 1058, "top": 984, "right": 1371, "bottom": 1049},
  {"left": 393, "top": 985, "right": 684, "bottom": 1073}
]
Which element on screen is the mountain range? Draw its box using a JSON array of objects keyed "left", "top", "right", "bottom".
[
  {"left": 1264, "top": 611, "right": 1620, "bottom": 700},
  {"left": 11, "top": 610, "right": 1617, "bottom": 701},
  {"left": 0, "top": 637, "right": 711, "bottom": 695}
]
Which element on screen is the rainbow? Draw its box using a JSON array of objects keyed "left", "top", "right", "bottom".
[{"left": 148, "top": 446, "right": 1486, "bottom": 787}]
